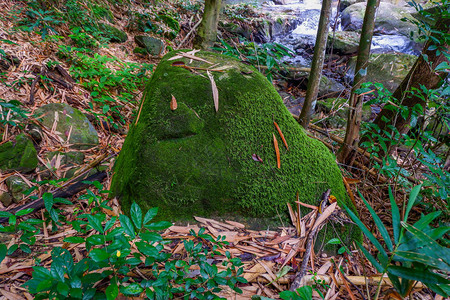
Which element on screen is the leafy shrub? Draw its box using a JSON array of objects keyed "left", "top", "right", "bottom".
[{"left": 19, "top": 182, "right": 247, "bottom": 299}]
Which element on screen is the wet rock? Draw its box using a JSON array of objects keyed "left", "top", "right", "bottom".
[
  {"left": 327, "top": 31, "right": 360, "bottom": 54},
  {"left": 316, "top": 97, "right": 372, "bottom": 128},
  {"left": 98, "top": 23, "right": 128, "bottom": 43},
  {"left": 134, "top": 36, "right": 165, "bottom": 56},
  {"left": 36, "top": 103, "right": 99, "bottom": 150},
  {"left": 0, "top": 133, "right": 38, "bottom": 173},
  {"left": 319, "top": 76, "right": 346, "bottom": 97},
  {"left": 341, "top": 2, "right": 417, "bottom": 37},
  {"left": 347, "top": 52, "right": 416, "bottom": 92},
  {"left": 6, "top": 176, "right": 29, "bottom": 203}
]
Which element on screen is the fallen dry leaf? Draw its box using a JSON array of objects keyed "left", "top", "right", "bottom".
[
  {"left": 207, "top": 70, "right": 219, "bottom": 112},
  {"left": 311, "top": 202, "right": 337, "bottom": 231},
  {"left": 170, "top": 94, "right": 177, "bottom": 111},
  {"left": 273, "top": 133, "right": 280, "bottom": 169},
  {"left": 274, "top": 121, "right": 288, "bottom": 150},
  {"left": 252, "top": 153, "right": 263, "bottom": 163}
]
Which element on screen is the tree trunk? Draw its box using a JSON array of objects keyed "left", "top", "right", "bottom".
[
  {"left": 297, "top": 0, "right": 333, "bottom": 128},
  {"left": 372, "top": 19, "right": 450, "bottom": 137},
  {"left": 193, "top": 0, "right": 222, "bottom": 50},
  {"left": 337, "top": 0, "right": 380, "bottom": 164}
]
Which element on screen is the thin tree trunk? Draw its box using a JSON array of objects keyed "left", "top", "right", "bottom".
[
  {"left": 297, "top": 0, "right": 333, "bottom": 128},
  {"left": 337, "top": 0, "right": 380, "bottom": 164},
  {"left": 372, "top": 19, "right": 450, "bottom": 138},
  {"left": 193, "top": 0, "right": 222, "bottom": 50}
]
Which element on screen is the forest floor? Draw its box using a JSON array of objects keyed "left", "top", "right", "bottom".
[{"left": 0, "top": 0, "right": 445, "bottom": 299}]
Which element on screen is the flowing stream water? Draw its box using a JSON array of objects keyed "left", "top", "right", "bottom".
[{"left": 259, "top": 0, "right": 419, "bottom": 67}]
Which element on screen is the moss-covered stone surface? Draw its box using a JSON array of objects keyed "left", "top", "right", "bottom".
[
  {"left": 0, "top": 133, "right": 38, "bottom": 173},
  {"left": 111, "top": 51, "right": 357, "bottom": 238},
  {"left": 36, "top": 103, "right": 99, "bottom": 150}
]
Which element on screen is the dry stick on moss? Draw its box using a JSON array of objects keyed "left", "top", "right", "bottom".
[{"left": 290, "top": 189, "right": 330, "bottom": 291}]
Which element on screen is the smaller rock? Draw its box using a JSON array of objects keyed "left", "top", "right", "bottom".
[
  {"left": 315, "top": 97, "right": 372, "bottom": 128},
  {"left": 327, "top": 31, "right": 360, "bottom": 54},
  {"left": 98, "top": 23, "right": 128, "bottom": 43},
  {"left": 27, "top": 123, "right": 44, "bottom": 144},
  {"left": 36, "top": 103, "right": 99, "bottom": 150},
  {"left": 319, "top": 76, "right": 346, "bottom": 97},
  {"left": 6, "top": 176, "right": 29, "bottom": 203},
  {"left": 0, "top": 133, "right": 38, "bottom": 173},
  {"left": 134, "top": 36, "right": 165, "bottom": 56},
  {"left": 0, "top": 193, "right": 12, "bottom": 207}
]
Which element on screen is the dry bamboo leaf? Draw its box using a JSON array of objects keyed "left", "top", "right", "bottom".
[
  {"left": 274, "top": 121, "right": 288, "bottom": 150},
  {"left": 287, "top": 202, "right": 296, "bottom": 226},
  {"left": 311, "top": 202, "right": 337, "bottom": 231},
  {"left": 343, "top": 177, "right": 360, "bottom": 184},
  {"left": 207, "top": 70, "right": 219, "bottom": 112},
  {"left": 169, "top": 225, "right": 200, "bottom": 234},
  {"left": 295, "top": 201, "right": 318, "bottom": 210},
  {"left": 273, "top": 133, "right": 280, "bottom": 169},
  {"left": 0, "top": 289, "right": 24, "bottom": 300},
  {"left": 224, "top": 220, "right": 245, "bottom": 229},
  {"left": 342, "top": 177, "right": 356, "bottom": 207},
  {"left": 170, "top": 94, "right": 177, "bottom": 111}
]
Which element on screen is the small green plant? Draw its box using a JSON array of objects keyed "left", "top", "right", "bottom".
[
  {"left": 343, "top": 185, "right": 450, "bottom": 299},
  {"left": 326, "top": 237, "right": 351, "bottom": 255},
  {"left": 0, "top": 99, "right": 29, "bottom": 128},
  {"left": 18, "top": 6, "right": 62, "bottom": 39},
  {"left": 0, "top": 208, "right": 43, "bottom": 256},
  {"left": 22, "top": 182, "right": 247, "bottom": 299}
]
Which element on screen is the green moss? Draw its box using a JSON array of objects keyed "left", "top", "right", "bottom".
[
  {"left": 0, "top": 133, "right": 38, "bottom": 173},
  {"left": 98, "top": 23, "right": 128, "bottom": 43},
  {"left": 111, "top": 50, "right": 360, "bottom": 242}
]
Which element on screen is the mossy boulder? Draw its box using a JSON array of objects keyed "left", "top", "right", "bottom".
[
  {"left": 111, "top": 51, "right": 357, "bottom": 234},
  {"left": 347, "top": 53, "right": 416, "bottom": 92},
  {"left": 36, "top": 103, "right": 99, "bottom": 150},
  {"left": 0, "top": 133, "right": 38, "bottom": 173},
  {"left": 316, "top": 98, "right": 372, "bottom": 128},
  {"left": 134, "top": 36, "right": 165, "bottom": 56},
  {"left": 98, "top": 23, "right": 128, "bottom": 43}
]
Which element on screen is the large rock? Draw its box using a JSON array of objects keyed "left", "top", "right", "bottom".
[
  {"left": 347, "top": 52, "right": 416, "bottom": 92},
  {"left": 111, "top": 50, "right": 357, "bottom": 236},
  {"left": 98, "top": 23, "right": 128, "bottom": 43},
  {"left": 36, "top": 103, "right": 99, "bottom": 150},
  {"left": 0, "top": 133, "right": 38, "bottom": 173},
  {"left": 319, "top": 76, "right": 346, "bottom": 97},
  {"left": 341, "top": 2, "right": 417, "bottom": 36}
]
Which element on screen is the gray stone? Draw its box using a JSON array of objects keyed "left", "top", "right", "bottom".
[
  {"left": 6, "top": 176, "right": 28, "bottom": 203},
  {"left": 0, "top": 133, "right": 38, "bottom": 173},
  {"left": 98, "top": 23, "right": 128, "bottom": 43},
  {"left": 319, "top": 76, "right": 346, "bottom": 97},
  {"left": 341, "top": 2, "right": 417, "bottom": 37},
  {"left": 134, "top": 36, "right": 165, "bottom": 56},
  {"left": 327, "top": 31, "right": 360, "bottom": 54},
  {"left": 36, "top": 103, "right": 99, "bottom": 150},
  {"left": 347, "top": 52, "right": 416, "bottom": 92}
]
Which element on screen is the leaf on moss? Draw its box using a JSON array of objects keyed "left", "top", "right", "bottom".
[
  {"left": 273, "top": 133, "right": 280, "bottom": 169},
  {"left": 252, "top": 153, "right": 263, "bottom": 163},
  {"left": 274, "top": 121, "right": 288, "bottom": 150},
  {"left": 207, "top": 70, "right": 219, "bottom": 112},
  {"left": 170, "top": 94, "right": 177, "bottom": 111}
]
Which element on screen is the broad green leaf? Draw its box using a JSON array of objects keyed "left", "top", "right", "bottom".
[
  {"left": 140, "top": 232, "right": 163, "bottom": 242},
  {"left": 344, "top": 205, "right": 388, "bottom": 263},
  {"left": 359, "top": 191, "right": 393, "bottom": 251},
  {"left": 401, "top": 222, "right": 450, "bottom": 262},
  {"left": 130, "top": 202, "right": 142, "bottom": 229},
  {"left": 143, "top": 207, "right": 158, "bottom": 225},
  {"left": 145, "top": 221, "right": 172, "bottom": 231},
  {"left": 106, "top": 280, "right": 119, "bottom": 300},
  {"left": 57, "top": 282, "right": 70, "bottom": 297},
  {"left": 395, "top": 251, "right": 450, "bottom": 272},
  {"left": 388, "top": 265, "right": 450, "bottom": 285},
  {"left": 326, "top": 238, "right": 341, "bottom": 245},
  {"left": 120, "top": 283, "right": 143, "bottom": 295},
  {"left": 413, "top": 211, "right": 441, "bottom": 230},
  {"left": 404, "top": 184, "right": 422, "bottom": 223},
  {"left": 87, "top": 215, "right": 104, "bottom": 233},
  {"left": 389, "top": 187, "right": 401, "bottom": 244},
  {"left": 63, "top": 237, "right": 85, "bottom": 244},
  {"left": 0, "top": 244, "right": 6, "bottom": 264},
  {"left": 15, "top": 208, "right": 34, "bottom": 216},
  {"left": 43, "top": 192, "right": 54, "bottom": 212},
  {"left": 89, "top": 248, "right": 109, "bottom": 262},
  {"left": 119, "top": 214, "right": 136, "bottom": 238}
]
